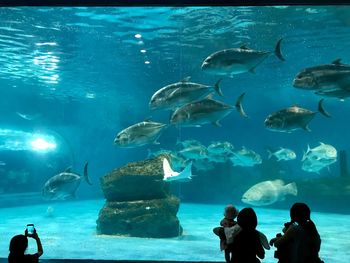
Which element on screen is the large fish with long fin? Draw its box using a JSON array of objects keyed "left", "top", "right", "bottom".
[
  {"left": 149, "top": 77, "right": 223, "bottom": 110},
  {"left": 170, "top": 92, "right": 247, "bottom": 127},
  {"left": 42, "top": 162, "right": 92, "bottom": 201},
  {"left": 293, "top": 59, "right": 350, "bottom": 99},
  {"left": 201, "top": 39, "right": 285, "bottom": 77},
  {"left": 264, "top": 99, "right": 331, "bottom": 132}
]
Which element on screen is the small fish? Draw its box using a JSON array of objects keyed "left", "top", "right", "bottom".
[
  {"left": 301, "top": 158, "right": 334, "bottom": 174},
  {"left": 178, "top": 144, "right": 208, "bottom": 160},
  {"left": 202, "top": 39, "right": 285, "bottom": 77},
  {"left": 16, "top": 112, "right": 42, "bottom": 121},
  {"left": 162, "top": 158, "right": 193, "bottom": 182},
  {"left": 114, "top": 121, "right": 167, "bottom": 148},
  {"left": 42, "top": 162, "right": 92, "bottom": 201},
  {"left": 267, "top": 147, "right": 296, "bottom": 161},
  {"left": 230, "top": 147, "right": 262, "bottom": 167},
  {"left": 264, "top": 99, "right": 330, "bottom": 133},
  {"left": 207, "top": 141, "right": 234, "bottom": 155},
  {"left": 242, "top": 179, "right": 297, "bottom": 206},
  {"left": 302, "top": 142, "right": 337, "bottom": 161}
]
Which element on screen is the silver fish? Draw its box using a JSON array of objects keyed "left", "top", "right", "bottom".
[
  {"left": 114, "top": 121, "right": 167, "bottom": 148},
  {"left": 202, "top": 39, "right": 284, "bottom": 77},
  {"left": 42, "top": 163, "right": 92, "bottom": 201},
  {"left": 230, "top": 147, "right": 262, "bottom": 167},
  {"left": 264, "top": 99, "right": 330, "bottom": 132},
  {"left": 170, "top": 93, "right": 246, "bottom": 127},
  {"left": 302, "top": 142, "right": 337, "bottom": 162},
  {"left": 293, "top": 59, "right": 350, "bottom": 99},
  {"left": 267, "top": 147, "right": 296, "bottom": 161},
  {"left": 178, "top": 144, "right": 208, "bottom": 160},
  {"left": 149, "top": 77, "right": 223, "bottom": 110}
]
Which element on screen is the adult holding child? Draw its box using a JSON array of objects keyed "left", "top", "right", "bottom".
[{"left": 270, "top": 202, "right": 324, "bottom": 263}]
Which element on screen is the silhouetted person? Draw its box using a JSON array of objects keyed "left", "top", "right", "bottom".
[
  {"left": 8, "top": 228, "right": 43, "bottom": 263},
  {"left": 213, "top": 204, "right": 240, "bottom": 262},
  {"left": 270, "top": 202, "right": 324, "bottom": 263},
  {"left": 230, "top": 207, "right": 265, "bottom": 263}
]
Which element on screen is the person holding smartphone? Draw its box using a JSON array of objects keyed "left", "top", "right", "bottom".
[{"left": 8, "top": 224, "right": 43, "bottom": 263}]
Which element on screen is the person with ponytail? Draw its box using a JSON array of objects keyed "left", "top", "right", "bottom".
[{"left": 270, "top": 202, "right": 324, "bottom": 263}]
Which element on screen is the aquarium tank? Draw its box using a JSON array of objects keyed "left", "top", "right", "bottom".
[{"left": 0, "top": 5, "right": 349, "bottom": 263}]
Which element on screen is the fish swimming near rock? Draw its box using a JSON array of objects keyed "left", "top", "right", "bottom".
[
  {"left": 201, "top": 39, "right": 285, "bottom": 77},
  {"left": 114, "top": 121, "right": 167, "bottom": 148},
  {"left": 170, "top": 93, "right": 246, "bottom": 127},
  {"left": 149, "top": 77, "right": 223, "bottom": 110},
  {"left": 162, "top": 158, "right": 193, "bottom": 182},
  {"left": 241, "top": 179, "right": 297, "bottom": 206},
  {"left": 293, "top": 59, "right": 350, "bottom": 99},
  {"left": 264, "top": 99, "right": 331, "bottom": 132},
  {"left": 267, "top": 147, "right": 296, "bottom": 161},
  {"left": 42, "top": 162, "right": 92, "bottom": 201}
]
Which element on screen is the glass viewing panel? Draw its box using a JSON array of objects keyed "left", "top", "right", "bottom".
[{"left": 0, "top": 6, "right": 349, "bottom": 262}]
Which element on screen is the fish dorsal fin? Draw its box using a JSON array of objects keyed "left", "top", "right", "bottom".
[
  {"left": 332, "top": 58, "right": 342, "bottom": 65},
  {"left": 319, "top": 142, "right": 325, "bottom": 145},
  {"left": 181, "top": 76, "right": 191, "bottom": 82},
  {"left": 240, "top": 44, "right": 249, "bottom": 50},
  {"left": 144, "top": 117, "right": 152, "bottom": 122},
  {"left": 64, "top": 166, "right": 72, "bottom": 173}
]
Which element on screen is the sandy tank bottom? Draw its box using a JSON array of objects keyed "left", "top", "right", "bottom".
[{"left": 0, "top": 199, "right": 348, "bottom": 262}]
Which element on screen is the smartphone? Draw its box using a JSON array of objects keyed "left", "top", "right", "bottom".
[{"left": 26, "top": 224, "right": 35, "bottom": 235}]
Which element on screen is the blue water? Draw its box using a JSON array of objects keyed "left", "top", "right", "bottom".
[{"left": 0, "top": 5, "right": 350, "bottom": 261}]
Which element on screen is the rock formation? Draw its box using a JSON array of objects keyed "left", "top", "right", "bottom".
[{"left": 97, "top": 155, "right": 183, "bottom": 237}]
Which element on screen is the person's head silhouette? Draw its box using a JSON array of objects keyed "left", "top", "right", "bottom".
[
  {"left": 9, "top": 235, "right": 28, "bottom": 256},
  {"left": 237, "top": 207, "right": 258, "bottom": 230},
  {"left": 290, "top": 202, "right": 311, "bottom": 224}
]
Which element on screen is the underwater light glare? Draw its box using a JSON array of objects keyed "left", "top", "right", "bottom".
[
  {"left": 30, "top": 138, "right": 56, "bottom": 151},
  {"left": 134, "top": 33, "right": 142, "bottom": 39}
]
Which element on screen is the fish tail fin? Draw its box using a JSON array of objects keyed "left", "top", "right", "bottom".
[
  {"left": 285, "top": 182, "right": 298, "bottom": 196},
  {"left": 235, "top": 92, "right": 248, "bottom": 118},
  {"left": 214, "top": 79, "right": 224, "bottom": 96},
  {"left": 83, "top": 162, "right": 92, "bottom": 185},
  {"left": 274, "top": 38, "right": 285, "bottom": 61},
  {"left": 318, "top": 99, "right": 331, "bottom": 118}
]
